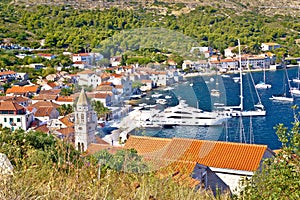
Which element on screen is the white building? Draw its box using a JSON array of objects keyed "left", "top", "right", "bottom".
[
  {"left": 261, "top": 42, "right": 281, "bottom": 51},
  {"left": 150, "top": 71, "right": 167, "bottom": 87},
  {"left": 72, "top": 53, "right": 103, "bottom": 66},
  {"left": 0, "top": 100, "right": 34, "bottom": 131},
  {"left": 77, "top": 70, "right": 102, "bottom": 88}
]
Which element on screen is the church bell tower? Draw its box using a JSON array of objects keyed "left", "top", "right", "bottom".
[{"left": 74, "top": 89, "right": 97, "bottom": 152}]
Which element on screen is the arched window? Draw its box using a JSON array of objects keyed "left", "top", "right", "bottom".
[
  {"left": 78, "top": 142, "right": 81, "bottom": 152},
  {"left": 81, "top": 143, "right": 84, "bottom": 152}
]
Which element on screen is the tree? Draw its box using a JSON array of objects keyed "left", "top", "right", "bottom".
[
  {"left": 57, "top": 104, "right": 73, "bottom": 116},
  {"left": 60, "top": 87, "right": 73, "bottom": 96},
  {"left": 240, "top": 112, "right": 300, "bottom": 199},
  {"left": 91, "top": 100, "right": 111, "bottom": 120}
]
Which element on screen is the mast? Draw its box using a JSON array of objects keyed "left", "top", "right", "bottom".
[
  {"left": 263, "top": 62, "right": 266, "bottom": 84},
  {"left": 238, "top": 39, "right": 243, "bottom": 111},
  {"left": 249, "top": 116, "right": 254, "bottom": 144}
]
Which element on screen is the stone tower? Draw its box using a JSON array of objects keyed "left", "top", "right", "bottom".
[{"left": 74, "top": 89, "right": 97, "bottom": 152}]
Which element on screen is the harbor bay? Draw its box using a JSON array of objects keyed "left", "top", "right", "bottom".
[{"left": 131, "top": 67, "right": 300, "bottom": 150}]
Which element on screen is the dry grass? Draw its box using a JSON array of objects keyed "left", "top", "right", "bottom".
[{"left": 0, "top": 161, "right": 229, "bottom": 200}]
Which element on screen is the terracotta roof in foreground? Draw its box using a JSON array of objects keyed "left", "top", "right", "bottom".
[{"left": 124, "top": 136, "right": 272, "bottom": 172}]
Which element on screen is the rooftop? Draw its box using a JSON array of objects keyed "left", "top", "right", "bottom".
[{"left": 124, "top": 136, "right": 273, "bottom": 172}]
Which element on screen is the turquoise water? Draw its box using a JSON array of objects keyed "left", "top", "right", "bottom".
[{"left": 131, "top": 67, "right": 300, "bottom": 150}]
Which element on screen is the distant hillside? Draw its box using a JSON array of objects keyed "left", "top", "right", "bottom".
[{"left": 11, "top": 0, "right": 300, "bottom": 16}]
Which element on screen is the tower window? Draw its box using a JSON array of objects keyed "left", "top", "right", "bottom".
[{"left": 81, "top": 113, "right": 84, "bottom": 123}]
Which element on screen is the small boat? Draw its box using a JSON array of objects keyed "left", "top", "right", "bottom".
[
  {"left": 270, "top": 66, "right": 293, "bottom": 102},
  {"left": 165, "top": 95, "right": 172, "bottom": 99},
  {"left": 163, "top": 86, "right": 174, "bottom": 91},
  {"left": 221, "top": 74, "right": 230, "bottom": 78},
  {"left": 130, "top": 94, "right": 142, "bottom": 99},
  {"left": 210, "top": 89, "right": 220, "bottom": 97},
  {"left": 269, "top": 95, "right": 293, "bottom": 102},
  {"left": 255, "top": 63, "right": 272, "bottom": 89},
  {"left": 156, "top": 99, "right": 167, "bottom": 105},
  {"left": 290, "top": 87, "right": 300, "bottom": 96},
  {"left": 293, "top": 64, "right": 300, "bottom": 83},
  {"left": 232, "top": 77, "right": 240, "bottom": 83},
  {"left": 138, "top": 103, "right": 148, "bottom": 107},
  {"left": 255, "top": 81, "right": 272, "bottom": 89},
  {"left": 151, "top": 93, "right": 163, "bottom": 98}
]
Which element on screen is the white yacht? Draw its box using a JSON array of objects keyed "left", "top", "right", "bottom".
[
  {"left": 148, "top": 100, "right": 230, "bottom": 127},
  {"left": 255, "top": 81, "right": 272, "bottom": 89}
]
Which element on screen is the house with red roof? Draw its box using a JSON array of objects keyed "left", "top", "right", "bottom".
[
  {"left": 123, "top": 136, "right": 274, "bottom": 194},
  {"left": 77, "top": 69, "right": 102, "bottom": 88},
  {"left": 0, "top": 99, "right": 34, "bottom": 131},
  {"left": 38, "top": 53, "right": 56, "bottom": 60},
  {"left": 86, "top": 92, "right": 112, "bottom": 107},
  {"left": 32, "top": 106, "right": 60, "bottom": 122},
  {"left": 6, "top": 85, "right": 40, "bottom": 97},
  {"left": 72, "top": 53, "right": 103, "bottom": 69},
  {"left": 0, "top": 70, "right": 16, "bottom": 80}
]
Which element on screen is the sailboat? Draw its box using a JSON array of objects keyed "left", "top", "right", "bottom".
[
  {"left": 292, "top": 64, "right": 300, "bottom": 83},
  {"left": 270, "top": 66, "right": 294, "bottom": 102},
  {"left": 221, "top": 40, "right": 266, "bottom": 117},
  {"left": 290, "top": 64, "right": 300, "bottom": 96},
  {"left": 255, "top": 62, "right": 272, "bottom": 89}
]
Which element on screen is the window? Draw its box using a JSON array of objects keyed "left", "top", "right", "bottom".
[
  {"left": 4, "top": 118, "right": 7, "bottom": 122},
  {"left": 9, "top": 118, "right": 13, "bottom": 123},
  {"left": 17, "top": 118, "right": 21, "bottom": 122}
]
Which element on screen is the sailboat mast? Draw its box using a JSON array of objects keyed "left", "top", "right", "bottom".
[
  {"left": 263, "top": 62, "right": 266, "bottom": 83},
  {"left": 238, "top": 39, "right": 243, "bottom": 111}
]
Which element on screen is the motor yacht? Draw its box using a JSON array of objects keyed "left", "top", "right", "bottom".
[{"left": 147, "top": 100, "right": 230, "bottom": 127}]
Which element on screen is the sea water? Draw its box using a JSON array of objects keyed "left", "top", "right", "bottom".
[{"left": 132, "top": 67, "right": 300, "bottom": 150}]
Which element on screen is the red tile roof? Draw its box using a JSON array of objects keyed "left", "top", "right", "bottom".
[
  {"left": 73, "top": 53, "right": 90, "bottom": 57},
  {"left": 0, "top": 100, "right": 24, "bottom": 111},
  {"left": 87, "top": 93, "right": 110, "bottom": 99},
  {"left": 39, "top": 89, "right": 61, "bottom": 95},
  {"left": 6, "top": 85, "right": 39, "bottom": 94},
  {"left": 32, "top": 94, "right": 57, "bottom": 101},
  {"left": 59, "top": 115, "right": 74, "bottom": 127},
  {"left": 47, "top": 82, "right": 58, "bottom": 88},
  {"left": 96, "top": 85, "right": 113, "bottom": 92},
  {"left": 56, "top": 96, "right": 74, "bottom": 102},
  {"left": 56, "top": 127, "right": 74, "bottom": 136},
  {"left": 34, "top": 124, "right": 49, "bottom": 133},
  {"left": 77, "top": 69, "right": 94, "bottom": 75},
  {"left": 32, "top": 101, "right": 60, "bottom": 108},
  {"left": 125, "top": 136, "right": 272, "bottom": 172},
  {"left": 86, "top": 143, "right": 123, "bottom": 155},
  {"left": 34, "top": 106, "right": 57, "bottom": 117},
  {"left": 0, "top": 70, "right": 16, "bottom": 76}
]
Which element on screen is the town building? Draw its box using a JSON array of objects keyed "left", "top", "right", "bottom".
[
  {"left": 0, "top": 100, "right": 34, "bottom": 131},
  {"left": 261, "top": 42, "right": 281, "bottom": 51},
  {"left": 124, "top": 136, "right": 274, "bottom": 194}
]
